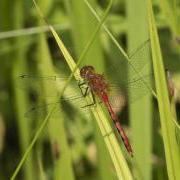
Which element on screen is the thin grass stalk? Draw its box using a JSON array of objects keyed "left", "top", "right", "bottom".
[
  {"left": 64, "top": 0, "right": 104, "bottom": 69},
  {"left": 147, "top": 0, "right": 180, "bottom": 179},
  {"left": 159, "top": 0, "right": 180, "bottom": 39},
  {"left": 36, "top": 33, "right": 75, "bottom": 180},
  {"left": 35, "top": 0, "right": 75, "bottom": 179},
  {"left": 64, "top": 0, "right": 115, "bottom": 179},
  {"left": 12, "top": 0, "right": 34, "bottom": 179},
  {"left": 37, "top": 150, "right": 46, "bottom": 180},
  {"left": 11, "top": 105, "right": 57, "bottom": 180},
  {"left": 11, "top": 1, "right": 75, "bottom": 179},
  {"left": 159, "top": 0, "right": 180, "bottom": 56},
  {"left": 84, "top": 0, "right": 128, "bottom": 59},
  {"left": 127, "top": 0, "right": 152, "bottom": 179},
  {"left": 0, "top": 24, "right": 69, "bottom": 40}
]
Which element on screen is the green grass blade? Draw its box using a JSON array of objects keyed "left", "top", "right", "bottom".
[
  {"left": 159, "top": 0, "right": 180, "bottom": 38},
  {"left": 147, "top": 0, "right": 180, "bottom": 179},
  {"left": 127, "top": 0, "right": 152, "bottom": 179},
  {"left": 36, "top": 33, "right": 75, "bottom": 180},
  {"left": 83, "top": 0, "right": 128, "bottom": 59},
  {"left": 35, "top": 2, "right": 75, "bottom": 180},
  {"left": 11, "top": 0, "right": 34, "bottom": 180},
  {"left": 91, "top": 105, "right": 133, "bottom": 179},
  {"left": 10, "top": 105, "right": 57, "bottom": 180}
]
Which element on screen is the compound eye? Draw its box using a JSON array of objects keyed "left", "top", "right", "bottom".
[
  {"left": 80, "top": 68, "right": 86, "bottom": 78},
  {"left": 88, "top": 66, "right": 94, "bottom": 71}
]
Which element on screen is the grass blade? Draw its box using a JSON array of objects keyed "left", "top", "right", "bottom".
[
  {"left": 127, "top": 0, "right": 152, "bottom": 179},
  {"left": 159, "top": 0, "right": 180, "bottom": 39},
  {"left": 147, "top": 0, "right": 180, "bottom": 179},
  {"left": 11, "top": 0, "right": 35, "bottom": 179}
]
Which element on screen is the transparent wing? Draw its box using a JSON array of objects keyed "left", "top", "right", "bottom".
[
  {"left": 23, "top": 95, "right": 91, "bottom": 119},
  {"left": 16, "top": 74, "right": 70, "bottom": 96},
  {"left": 15, "top": 74, "right": 91, "bottom": 119},
  {"left": 16, "top": 40, "right": 155, "bottom": 119},
  {"left": 108, "top": 73, "right": 154, "bottom": 108},
  {"left": 103, "top": 40, "right": 155, "bottom": 103},
  {"left": 106, "top": 39, "right": 151, "bottom": 80}
]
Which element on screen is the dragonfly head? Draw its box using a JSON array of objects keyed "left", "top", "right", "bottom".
[{"left": 80, "top": 66, "right": 94, "bottom": 78}]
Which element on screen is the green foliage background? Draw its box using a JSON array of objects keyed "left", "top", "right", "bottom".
[{"left": 0, "top": 0, "right": 180, "bottom": 180}]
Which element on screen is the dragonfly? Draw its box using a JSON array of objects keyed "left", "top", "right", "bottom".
[
  {"left": 17, "top": 40, "right": 155, "bottom": 157},
  {"left": 79, "top": 65, "right": 134, "bottom": 156}
]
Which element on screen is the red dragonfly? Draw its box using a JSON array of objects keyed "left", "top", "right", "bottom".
[
  {"left": 80, "top": 65, "right": 133, "bottom": 156},
  {"left": 17, "top": 40, "right": 154, "bottom": 157}
]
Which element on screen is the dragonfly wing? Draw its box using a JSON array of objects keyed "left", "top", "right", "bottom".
[
  {"left": 106, "top": 40, "right": 152, "bottom": 80},
  {"left": 15, "top": 74, "right": 92, "bottom": 119},
  {"left": 104, "top": 40, "right": 155, "bottom": 104},
  {"left": 15, "top": 74, "right": 83, "bottom": 98},
  {"left": 24, "top": 94, "right": 90, "bottom": 119},
  {"left": 108, "top": 73, "right": 154, "bottom": 105},
  {"left": 15, "top": 74, "right": 66, "bottom": 94},
  {"left": 128, "top": 39, "right": 151, "bottom": 77}
]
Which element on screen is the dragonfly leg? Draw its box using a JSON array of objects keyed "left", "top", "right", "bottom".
[
  {"left": 78, "top": 81, "right": 101, "bottom": 108},
  {"left": 78, "top": 80, "right": 86, "bottom": 86},
  {"left": 78, "top": 81, "right": 90, "bottom": 97},
  {"left": 81, "top": 90, "right": 97, "bottom": 108}
]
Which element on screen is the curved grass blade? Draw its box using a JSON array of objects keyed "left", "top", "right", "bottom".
[{"left": 147, "top": 0, "right": 180, "bottom": 179}]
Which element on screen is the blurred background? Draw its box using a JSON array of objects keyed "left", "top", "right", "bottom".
[{"left": 0, "top": 0, "right": 180, "bottom": 180}]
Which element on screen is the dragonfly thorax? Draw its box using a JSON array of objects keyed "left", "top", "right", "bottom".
[
  {"left": 89, "top": 75, "right": 109, "bottom": 94},
  {"left": 80, "top": 66, "right": 109, "bottom": 94}
]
